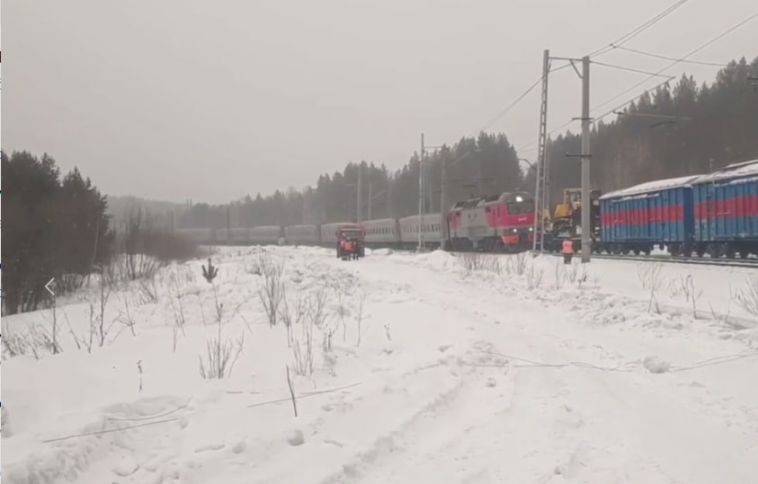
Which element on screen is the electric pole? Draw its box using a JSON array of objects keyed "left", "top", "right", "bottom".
[
  {"left": 226, "top": 205, "right": 231, "bottom": 241},
  {"left": 580, "top": 55, "right": 591, "bottom": 263},
  {"left": 477, "top": 157, "right": 484, "bottom": 196},
  {"left": 357, "top": 163, "right": 363, "bottom": 222},
  {"left": 367, "top": 181, "right": 373, "bottom": 220},
  {"left": 440, "top": 154, "right": 448, "bottom": 250},
  {"left": 418, "top": 133, "right": 425, "bottom": 251},
  {"left": 533, "top": 49, "right": 550, "bottom": 251},
  {"left": 386, "top": 180, "right": 393, "bottom": 218}
]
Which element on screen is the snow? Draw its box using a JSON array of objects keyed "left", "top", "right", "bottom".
[
  {"left": 599, "top": 174, "right": 701, "bottom": 200},
  {"left": 692, "top": 159, "right": 758, "bottom": 184},
  {"left": 600, "top": 159, "right": 758, "bottom": 201},
  {"left": 642, "top": 356, "right": 671, "bottom": 374},
  {"left": 3, "top": 246, "right": 758, "bottom": 483}
]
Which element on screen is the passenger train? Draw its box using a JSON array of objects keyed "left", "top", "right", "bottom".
[{"left": 177, "top": 191, "right": 536, "bottom": 252}]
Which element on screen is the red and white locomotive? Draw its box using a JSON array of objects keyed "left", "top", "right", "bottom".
[{"left": 448, "top": 192, "right": 535, "bottom": 251}]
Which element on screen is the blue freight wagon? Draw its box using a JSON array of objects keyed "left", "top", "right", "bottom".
[
  {"left": 599, "top": 175, "right": 700, "bottom": 255},
  {"left": 691, "top": 159, "right": 758, "bottom": 258}
]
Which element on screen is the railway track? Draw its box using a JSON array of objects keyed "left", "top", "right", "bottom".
[
  {"left": 440, "top": 246, "right": 758, "bottom": 269},
  {"left": 541, "top": 252, "right": 758, "bottom": 269}
]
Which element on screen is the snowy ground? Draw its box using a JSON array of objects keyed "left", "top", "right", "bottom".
[{"left": 3, "top": 246, "right": 758, "bottom": 483}]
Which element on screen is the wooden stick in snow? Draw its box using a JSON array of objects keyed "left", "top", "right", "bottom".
[{"left": 286, "top": 365, "right": 298, "bottom": 417}]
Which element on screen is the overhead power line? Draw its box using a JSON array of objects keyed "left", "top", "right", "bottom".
[
  {"left": 479, "top": 76, "right": 543, "bottom": 132},
  {"left": 480, "top": 1, "right": 690, "bottom": 134},
  {"left": 592, "top": 77, "right": 675, "bottom": 125},
  {"left": 513, "top": 1, "right": 692, "bottom": 153},
  {"left": 587, "top": 0, "right": 691, "bottom": 58},
  {"left": 592, "top": 60, "right": 677, "bottom": 79},
  {"left": 610, "top": 45, "right": 729, "bottom": 67},
  {"left": 591, "top": 12, "right": 758, "bottom": 115}
]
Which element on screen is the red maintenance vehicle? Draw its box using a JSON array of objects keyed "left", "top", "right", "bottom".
[
  {"left": 336, "top": 224, "right": 366, "bottom": 260},
  {"left": 448, "top": 191, "right": 535, "bottom": 252}
]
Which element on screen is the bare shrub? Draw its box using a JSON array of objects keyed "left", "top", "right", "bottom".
[
  {"left": 575, "top": 267, "right": 589, "bottom": 289},
  {"left": 257, "top": 255, "right": 285, "bottom": 326},
  {"left": 291, "top": 315, "right": 315, "bottom": 376},
  {"left": 735, "top": 276, "right": 758, "bottom": 316},
  {"left": 126, "top": 252, "right": 162, "bottom": 282},
  {"left": 56, "top": 273, "right": 87, "bottom": 295},
  {"left": 199, "top": 334, "right": 244, "bottom": 379},
  {"left": 525, "top": 262, "right": 544, "bottom": 290},
  {"left": 638, "top": 263, "right": 664, "bottom": 313},
  {"left": 114, "top": 295, "right": 138, "bottom": 338},
  {"left": 459, "top": 253, "right": 503, "bottom": 275},
  {"left": 47, "top": 293, "right": 61, "bottom": 355},
  {"left": 1, "top": 323, "right": 56, "bottom": 360},
  {"left": 355, "top": 292, "right": 366, "bottom": 348},
  {"left": 137, "top": 274, "right": 159, "bottom": 304},
  {"left": 460, "top": 253, "right": 485, "bottom": 272},
  {"left": 167, "top": 289, "right": 187, "bottom": 352},
  {"left": 670, "top": 274, "right": 702, "bottom": 318},
  {"left": 198, "top": 286, "right": 245, "bottom": 379},
  {"left": 279, "top": 291, "right": 307, "bottom": 347},
  {"left": 482, "top": 257, "right": 502, "bottom": 275},
  {"left": 513, "top": 253, "right": 528, "bottom": 275},
  {"left": 565, "top": 264, "right": 588, "bottom": 289},
  {"left": 553, "top": 260, "right": 565, "bottom": 290},
  {"left": 63, "top": 312, "right": 82, "bottom": 351},
  {"left": 91, "top": 267, "right": 113, "bottom": 347},
  {"left": 290, "top": 289, "right": 328, "bottom": 376}
]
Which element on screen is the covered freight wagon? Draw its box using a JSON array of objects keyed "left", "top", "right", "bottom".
[
  {"left": 599, "top": 175, "right": 700, "bottom": 255},
  {"left": 691, "top": 159, "right": 758, "bottom": 258}
]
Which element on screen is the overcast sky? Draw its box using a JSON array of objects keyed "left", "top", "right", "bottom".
[{"left": 3, "top": 0, "right": 757, "bottom": 203}]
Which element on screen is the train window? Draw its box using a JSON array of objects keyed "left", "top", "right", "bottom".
[{"left": 507, "top": 199, "right": 535, "bottom": 215}]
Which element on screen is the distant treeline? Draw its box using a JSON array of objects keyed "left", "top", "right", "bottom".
[
  {"left": 180, "top": 56, "right": 758, "bottom": 229},
  {"left": 179, "top": 132, "right": 526, "bottom": 229},
  {"left": 2, "top": 152, "right": 197, "bottom": 315}
]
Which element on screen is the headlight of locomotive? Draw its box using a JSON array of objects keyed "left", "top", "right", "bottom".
[
  {"left": 528, "top": 227, "right": 534, "bottom": 232},
  {"left": 512, "top": 228, "right": 518, "bottom": 233}
]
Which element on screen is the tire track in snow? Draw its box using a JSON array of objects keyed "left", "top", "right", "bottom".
[{"left": 318, "top": 342, "right": 515, "bottom": 484}]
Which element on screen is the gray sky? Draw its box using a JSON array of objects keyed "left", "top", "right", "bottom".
[{"left": 3, "top": 0, "right": 757, "bottom": 203}]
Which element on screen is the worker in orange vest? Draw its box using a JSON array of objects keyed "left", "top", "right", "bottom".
[{"left": 562, "top": 239, "right": 574, "bottom": 264}]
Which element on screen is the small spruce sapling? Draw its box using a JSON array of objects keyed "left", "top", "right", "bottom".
[{"left": 202, "top": 258, "right": 219, "bottom": 283}]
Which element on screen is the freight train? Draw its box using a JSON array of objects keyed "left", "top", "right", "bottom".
[
  {"left": 598, "top": 159, "right": 758, "bottom": 258},
  {"left": 177, "top": 191, "right": 536, "bottom": 252}
]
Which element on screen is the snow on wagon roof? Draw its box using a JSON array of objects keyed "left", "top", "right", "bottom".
[
  {"left": 599, "top": 174, "right": 702, "bottom": 200},
  {"left": 691, "top": 159, "right": 758, "bottom": 184}
]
